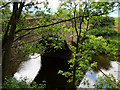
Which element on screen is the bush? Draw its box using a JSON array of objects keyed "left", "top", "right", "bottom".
[
  {"left": 87, "top": 26, "right": 118, "bottom": 37},
  {"left": 90, "top": 16, "right": 115, "bottom": 28},
  {"left": 2, "top": 77, "right": 46, "bottom": 89},
  {"left": 94, "top": 73, "right": 120, "bottom": 89},
  {"left": 2, "top": 77, "right": 32, "bottom": 89}
]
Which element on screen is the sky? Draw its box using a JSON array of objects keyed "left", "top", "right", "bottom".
[
  {"left": 37, "top": 0, "right": 119, "bottom": 17},
  {"left": 109, "top": 8, "right": 119, "bottom": 17},
  {"left": 8, "top": 0, "right": 119, "bottom": 17},
  {"left": 79, "top": 61, "right": 119, "bottom": 88}
]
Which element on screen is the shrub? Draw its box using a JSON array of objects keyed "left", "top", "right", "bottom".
[
  {"left": 2, "top": 77, "right": 32, "bottom": 89},
  {"left": 87, "top": 26, "right": 118, "bottom": 37},
  {"left": 94, "top": 73, "right": 120, "bottom": 89},
  {"left": 90, "top": 16, "right": 115, "bottom": 28},
  {"left": 2, "top": 77, "right": 46, "bottom": 89}
]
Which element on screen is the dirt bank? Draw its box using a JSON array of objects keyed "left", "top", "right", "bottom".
[{"left": 114, "top": 25, "right": 120, "bottom": 32}]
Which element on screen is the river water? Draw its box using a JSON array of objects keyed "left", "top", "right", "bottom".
[
  {"left": 79, "top": 61, "right": 119, "bottom": 88},
  {"left": 14, "top": 53, "right": 120, "bottom": 88},
  {"left": 14, "top": 53, "right": 41, "bottom": 83}
]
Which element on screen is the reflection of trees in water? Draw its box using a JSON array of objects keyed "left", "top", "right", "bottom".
[{"left": 92, "top": 55, "right": 112, "bottom": 72}]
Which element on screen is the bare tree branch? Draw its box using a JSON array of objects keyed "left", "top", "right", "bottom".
[
  {"left": 14, "top": 14, "right": 100, "bottom": 34},
  {"left": 99, "top": 69, "right": 120, "bottom": 88},
  {"left": 0, "top": 2, "right": 11, "bottom": 9},
  {"left": 78, "top": 2, "right": 88, "bottom": 37},
  {"left": 15, "top": 16, "right": 78, "bottom": 34},
  {"left": 15, "top": 8, "right": 116, "bottom": 34},
  {"left": 12, "top": 37, "right": 41, "bottom": 48},
  {"left": 13, "top": 32, "right": 31, "bottom": 42},
  {"left": 3, "top": 2, "right": 18, "bottom": 38},
  {"left": 73, "top": 4, "right": 78, "bottom": 37},
  {"left": 24, "top": 2, "right": 44, "bottom": 7},
  {"left": 18, "top": 2, "right": 25, "bottom": 16}
]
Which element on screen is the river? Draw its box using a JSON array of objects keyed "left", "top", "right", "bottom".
[
  {"left": 14, "top": 53, "right": 120, "bottom": 88},
  {"left": 14, "top": 53, "right": 41, "bottom": 83}
]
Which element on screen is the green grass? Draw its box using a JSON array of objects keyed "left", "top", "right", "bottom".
[{"left": 114, "top": 17, "right": 120, "bottom": 26}]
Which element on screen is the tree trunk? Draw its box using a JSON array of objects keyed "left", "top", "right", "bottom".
[{"left": 2, "top": 2, "right": 24, "bottom": 82}]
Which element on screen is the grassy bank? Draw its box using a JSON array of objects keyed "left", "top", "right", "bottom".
[{"left": 114, "top": 17, "right": 120, "bottom": 27}]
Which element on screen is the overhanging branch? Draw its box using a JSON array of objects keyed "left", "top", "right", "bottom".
[
  {"left": 24, "top": 2, "right": 44, "bottom": 7},
  {"left": 14, "top": 32, "right": 31, "bottom": 42},
  {"left": 15, "top": 9, "right": 116, "bottom": 34},
  {"left": 12, "top": 37, "right": 41, "bottom": 48},
  {"left": 99, "top": 69, "right": 120, "bottom": 88},
  {"left": 0, "top": 2, "right": 11, "bottom": 9},
  {"left": 15, "top": 16, "right": 79, "bottom": 34}
]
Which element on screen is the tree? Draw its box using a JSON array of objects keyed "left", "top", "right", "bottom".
[
  {"left": 35, "top": 11, "right": 44, "bottom": 17},
  {"left": 2, "top": 0, "right": 51, "bottom": 82},
  {"left": 56, "top": 1, "right": 119, "bottom": 89},
  {"left": 1, "top": 0, "right": 83, "bottom": 83},
  {"left": 1, "top": 1, "right": 11, "bottom": 19},
  {"left": 2, "top": 1, "right": 25, "bottom": 82},
  {"left": 1, "top": 0, "right": 119, "bottom": 89}
]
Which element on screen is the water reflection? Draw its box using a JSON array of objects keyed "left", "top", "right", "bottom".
[
  {"left": 14, "top": 53, "right": 119, "bottom": 88},
  {"left": 14, "top": 53, "right": 41, "bottom": 83},
  {"left": 79, "top": 61, "right": 119, "bottom": 88},
  {"left": 92, "top": 55, "right": 112, "bottom": 72}
]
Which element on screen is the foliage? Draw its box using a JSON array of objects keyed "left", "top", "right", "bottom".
[
  {"left": 55, "top": 1, "right": 119, "bottom": 89},
  {"left": 58, "top": 34, "right": 118, "bottom": 87},
  {"left": 16, "top": 14, "right": 30, "bottom": 31},
  {"left": 87, "top": 26, "right": 118, "bottom": 37},
  {"left": 1, "top": 0, "right": 11, "bottom": 19},
  {"left": 16, "top": 23, "right": 66, "bottom": 56},
  {"left": 2, "top": 77, "right": 46, "bottom": 89},
  {"left": 94, "top": 73, "right": 120, "bottom": 89},
  {"left": 2, "top": 77, "right": 32, "bottom": 88},
  {"left": 114, "top": 17, "right": 120, "bottom": 26},
  {"left": 35, "top": 11, "right": 45, "bottom": 17},
  {"left": 90, "top": 16, "right": 115, "bottom": 28},
  {"left": 1, "top": 0, "right": 119, "bottom": 89}
]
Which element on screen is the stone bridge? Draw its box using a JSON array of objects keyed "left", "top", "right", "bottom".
[
  {"left": 2, "top": 17, "right": 85, "bottom": 47},
  {"left": 2, "top": 17, "right": 86, "bottom": 89},
  {"left": 24, "top": 17, "right": 78, "bottom": 45}
]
